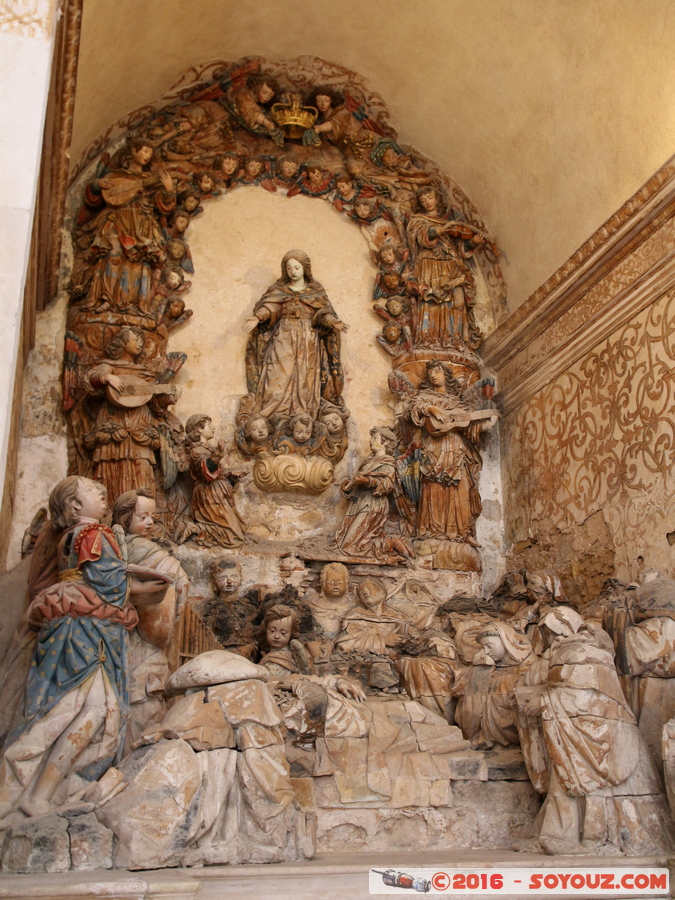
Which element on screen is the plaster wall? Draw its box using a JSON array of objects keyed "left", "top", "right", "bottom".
[
  {"left": 68, "top": 0, "right": 675, "bottom": 311},
  {"left": 0, "top": 9, "right": 56, "bottom": 523}
]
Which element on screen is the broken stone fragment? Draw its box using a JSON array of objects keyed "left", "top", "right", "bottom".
[
  {"left": 2, "top": 813, "right": 70, "bottom": 874},
  {"left": 68, "top": 812, "right": 113, "bottom": 870},
  {"left": 135, "top": 690, "right": 236, "bottom": 751},
  {"left": 96, "top": 739, "right": 203, "bottom": 870}
]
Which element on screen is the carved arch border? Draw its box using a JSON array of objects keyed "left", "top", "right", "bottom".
[
  {"left": 62, "top": 55, "right": 506, "bottom": 489},
  {"left": 67, "top": 55, "right": 507, "bottom": 322}
]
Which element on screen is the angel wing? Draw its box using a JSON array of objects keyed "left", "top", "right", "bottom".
[
  {"left": 156, "top": 351, "right": 187, "bottom": 384},
  {"left": 387, "top": 368, "right": 417, "bottom": 400},
  {"left": 112, "top": 524, "right": 128, "bottom": 562},
  {"left": 343, "top": 91, "right": 387, "bottom": 136},
  {"left": 461, "top": 377, "right": 496, "bottom": 410}
]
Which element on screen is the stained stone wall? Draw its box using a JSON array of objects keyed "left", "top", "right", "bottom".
[{"left": 485, "top": 156, "right": 675, "bottom": 603}]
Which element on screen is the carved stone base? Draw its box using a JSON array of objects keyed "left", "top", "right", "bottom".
[
  {"left": 393, "top": 348, "right": 480, "bottom": 386},
  {"left": 296, "top": 781, "right": 541, "bottom": 853}
]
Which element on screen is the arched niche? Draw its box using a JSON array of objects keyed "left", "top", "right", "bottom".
[{"left": 9, "top": 55, "right": 506, "bottom": 589}]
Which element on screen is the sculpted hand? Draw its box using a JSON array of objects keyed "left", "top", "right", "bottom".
[
  {"left": 104, "top": 374, "right": 124, "bottom": 392},
  {"left": 335, "top": 677, "right": 366, "bottom": 702},
  {"left": 514, "top": 687, "right": 542, "bottom": 717},
  {"left": 243, "top": 316, "right": 260, "bottom": 333},
  {"left": 97, "top": 176, "right": 115, "bottom": 191},
  {"left": 384, "top": 632, "right": 402, "bottom": 648},
  {"left": 333, "top": 319, "right": 349, "bottom": 333},
  {"left": 130, "top": 579, "right": 167, "bottom": 604},
  {"left": 159, "top": 170, "right": 174, "bottom": 192}
]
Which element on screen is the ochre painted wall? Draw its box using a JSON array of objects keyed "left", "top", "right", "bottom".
[{"left": 500, "top": 163, "right": 675, "bottom": 601}]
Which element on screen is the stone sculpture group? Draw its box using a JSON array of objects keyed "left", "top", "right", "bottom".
[
  {"left": 61, "top": 56, "right": 500, "bottom": 567},
  {"left": 1, "top": 482, "right": 675, "bottom": 871},
  {"left": 1, "top": 55, "right": 674, "bottom": 876}
]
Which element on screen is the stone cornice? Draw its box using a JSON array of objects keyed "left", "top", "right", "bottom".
[
  {"left": 483, "top": 156, "right": 675, "bottom": 414},
  {"left": 497, "top": 250, "right": 675, "bottom": 415}
]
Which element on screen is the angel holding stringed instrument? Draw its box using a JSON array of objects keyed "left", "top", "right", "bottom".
[
  {"left": 406, "top": 186, "right": 495, "bottom": 352},
  {"left": 83, "top": 326, "right": 180, "bottom": 503},
  {"left": 72, "top": 138, "right": 176, "bottom": 316},
  {"left": 392, "top": 361, "right": 499, "bottom": 548}
]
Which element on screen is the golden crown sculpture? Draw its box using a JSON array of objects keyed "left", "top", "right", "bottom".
[{"left": 271, "top": 96, "right": 318, "bottom": 139}]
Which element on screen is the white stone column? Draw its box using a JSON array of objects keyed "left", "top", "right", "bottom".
[{"left": 0, "top": 2, "right": 57, "bottom": 519}]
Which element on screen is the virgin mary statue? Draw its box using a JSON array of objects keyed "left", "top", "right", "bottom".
[{"left": 243, "top": 250, "right": 347, "bottom": 422}]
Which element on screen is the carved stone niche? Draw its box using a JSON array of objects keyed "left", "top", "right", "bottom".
[{"left": 62, "top": 54, "right": 502, "bottom": 503}]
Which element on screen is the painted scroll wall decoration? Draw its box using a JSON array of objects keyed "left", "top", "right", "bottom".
[
  {"left": 503, "top": 284, "right": 675, "bottom": 576},
  {"left": 62, "top": 56, "right": 505, "bottom": 568}
]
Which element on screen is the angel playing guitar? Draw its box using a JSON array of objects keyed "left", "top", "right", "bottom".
[
  {"left": 390, "top": 362, "right": 499, "bottom": 547},
  {"left": 71, "top": 138, "right": 176, "bottom": 316},
  {"left": 83, "top": 326, "right": 181, "bottom": 503}
]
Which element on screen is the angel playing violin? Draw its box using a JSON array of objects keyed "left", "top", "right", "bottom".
[
  {"left": 406, "top": 186, "right": 492, "bottom": 351},
  {"left": 70, "top": 138, "right": 176, "bottom": 316}
]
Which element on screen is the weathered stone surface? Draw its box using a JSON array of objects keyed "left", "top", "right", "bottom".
[
  {"left": 68, "top": 812, "right": 113, "bottom": 871},
  {"left": 137, "top": 690, "right": 236, "bottom": 751},
  {"left": 663, "top": 716, "right": 675, "bottom": 818},
  {"left": 184, "top": 747, "right": 238, "bottom": 862},
  {"left": 325, "top": 736, "right": 368, "bottom": 778},
  {"left": 432, "top": 749, "right": 488, "bottom": 781},
  {"left": 311, "top": 776, "right": 343, "bottom": 808},
  {"left": 166, "top": 650, "right": 269, "bottom": 693},
  {"left": 411, "top": 721, "right": 469, "bottom": 754},
  {"left": 236, "top": 721, "right": 284, "bottom": 750},
  {"left": 207, "top": 680, "right": 282, "bottom": 727},
  {"left": 96, "top": 739, "right": 202, "bottom": 870},
  {"left": 389, "top": 775, "right": 430, "bottom": 808},
  {"left": 403, "top": 700, "right": 447, "bottom": 724},
  {"left": 1, "top": 813, "right": 70, "bottom": 874},
  {"left": 334, "top": 773, "right": 381, "bottom": 804},
  {"left": 368, "top": 660, "right": 399, "bottom": 689},
  {"left": 239, "top": 745, "right": 295, "bottom": 812},
  {"left": 286, "top": 743, "right": 315, "bottom": 778},
  {"left": 81, "top": 766, "right": 126, "bottom": 806},
  {"left": 429, "top": 778, "right": 453, "bottom": 807},
  {"left": 290, "top": 777, "right": 316, "bottom": 809},
  {"left": 313, "top": 737, "right": 336, "bottom": 776},
  {"left": 312, "top": 781, "right": 541, "bottom": 852},
  {"left": 484, "top": 745, "right": 531, "bottom": 781}
]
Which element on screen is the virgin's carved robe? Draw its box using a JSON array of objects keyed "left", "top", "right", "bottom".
[{"left": 245, "top": 280, "right": 343, "bottom": 422}]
